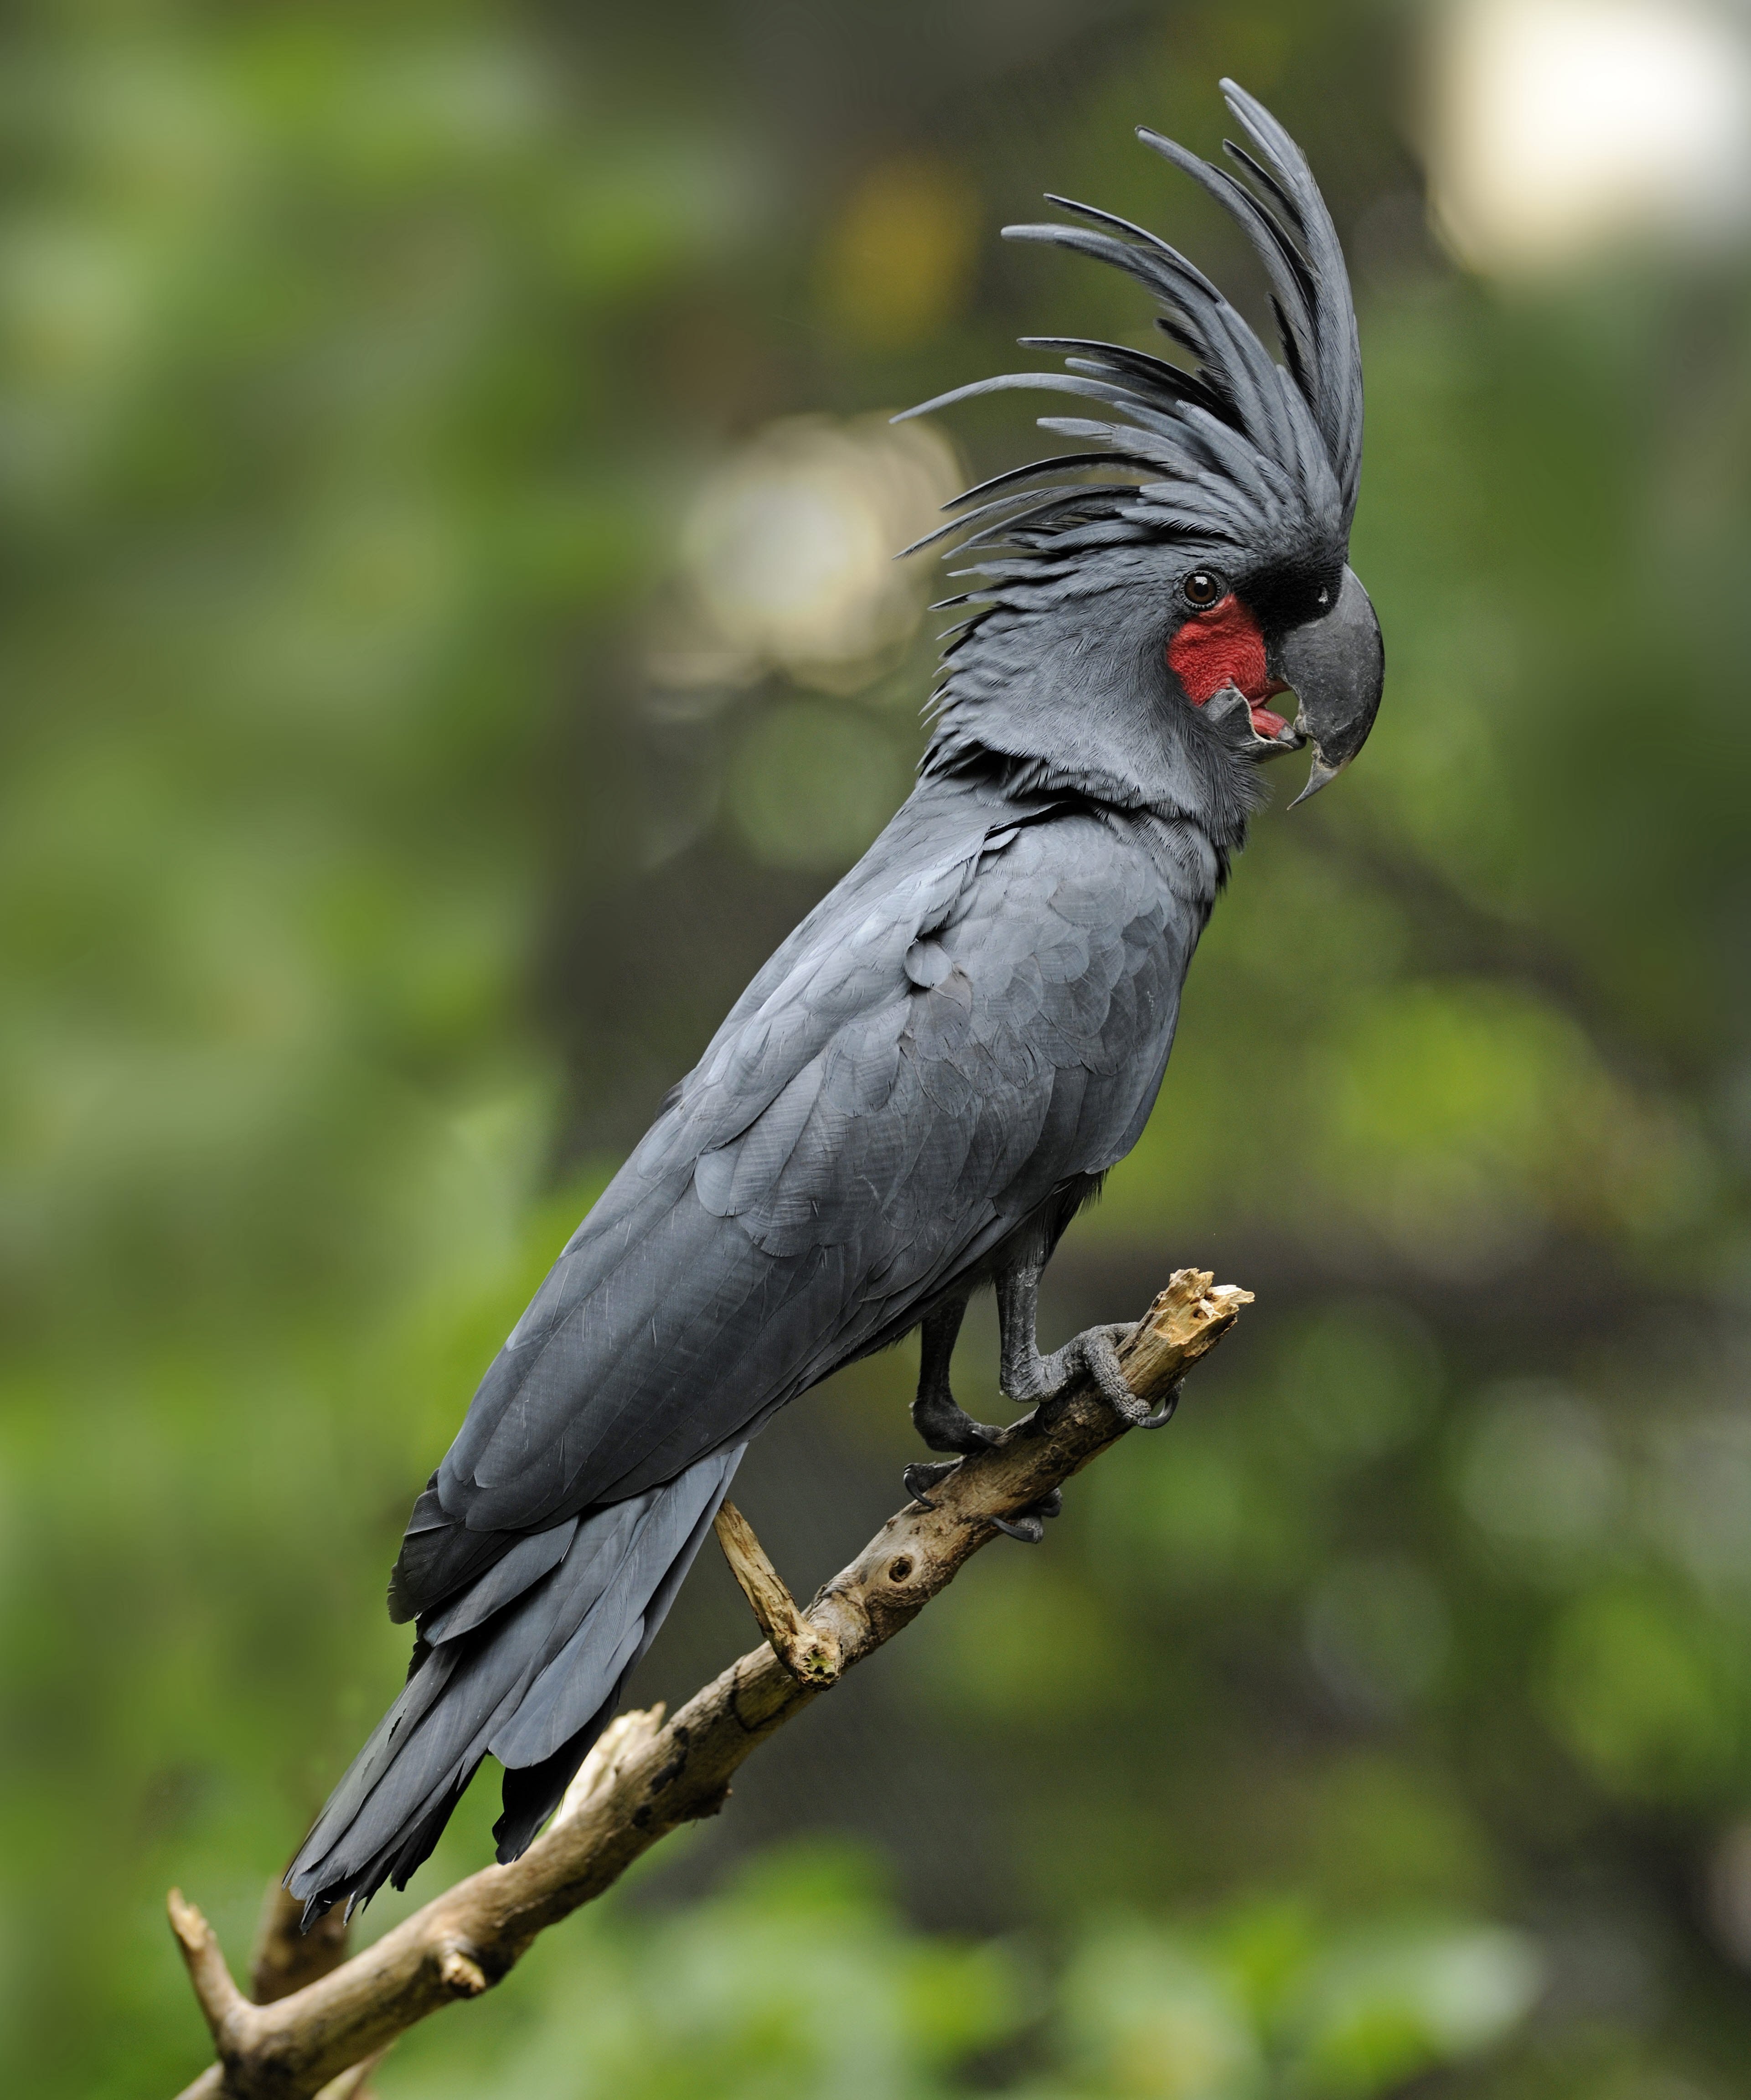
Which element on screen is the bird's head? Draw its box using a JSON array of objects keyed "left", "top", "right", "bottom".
[{"left": 901, "top": 82, "right": 1383, "bottom": 827}]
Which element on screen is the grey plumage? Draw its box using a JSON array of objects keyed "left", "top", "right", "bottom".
[{"left": 287, "top": 80, "right": 1383, "bottom": 1924}]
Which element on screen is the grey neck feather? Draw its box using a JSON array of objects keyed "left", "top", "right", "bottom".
[{"left": 921, "top": 570, "right": 1263, "bottom": 854}]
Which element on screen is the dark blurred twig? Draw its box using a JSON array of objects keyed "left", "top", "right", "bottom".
[{"left": 166, "top": 1267, "right": 1251, "bottom": 2100}]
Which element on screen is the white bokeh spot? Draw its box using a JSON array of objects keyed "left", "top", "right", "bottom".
[{"left": 1427, "top": 0, "right": 1751, "bottom": 272}]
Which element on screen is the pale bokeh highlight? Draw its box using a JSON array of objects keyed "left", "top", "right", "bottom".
[{"left": 1426, "top": 0, "right": 1751, "bottom": 271}]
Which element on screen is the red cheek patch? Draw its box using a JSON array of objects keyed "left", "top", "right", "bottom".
[{"left": 1166, "top": 594, "right": 1271, "bottom": 705}]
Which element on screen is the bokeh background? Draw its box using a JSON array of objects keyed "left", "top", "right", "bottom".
[{"left": 5, "top": 1, "right": 1751, "bottom": 2094}]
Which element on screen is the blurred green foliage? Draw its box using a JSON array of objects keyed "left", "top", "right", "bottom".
[
  {"left": 400, "top": 1843, "right": 1020, "bottom": 2100},
  {"left": 388, "top": 1840, "right": 1539, "bottom": 2100},
  {"left": 2, "top": 3, "right": 1750, "bottom": 2098}
]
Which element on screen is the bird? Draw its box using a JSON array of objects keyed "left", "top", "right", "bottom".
[{"left": 287, "top": 79, "right": 1385, "bottom": 1923}]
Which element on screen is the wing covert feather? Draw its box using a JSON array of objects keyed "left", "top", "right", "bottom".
[{"left": 418, "top": 783, "right": 1209, "bottom": 1593}]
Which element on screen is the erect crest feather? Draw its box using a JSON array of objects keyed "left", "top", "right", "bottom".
[{"left": 895, "top": 82, "right": 1363, "bottom": 575}]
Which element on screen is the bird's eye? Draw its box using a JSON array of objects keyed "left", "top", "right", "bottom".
[
  {"left": 1182, "top": 570, "right": 1223, "bottom": 609},
  {"left": 1316, "top": 584, "right": 1331, "bottom": 608}
]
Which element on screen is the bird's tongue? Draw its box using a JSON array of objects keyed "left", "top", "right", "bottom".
[{"left": 1248, "top": 701, "right": 1288, "bottom": 738}]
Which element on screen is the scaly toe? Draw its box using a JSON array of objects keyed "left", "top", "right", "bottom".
[
  {"left": 1113, "top": 1376, "right": 1181, "bottom": 1431},
  {"left": 1078, "top": 1325, "right": 1142, "bottom": 1413}
]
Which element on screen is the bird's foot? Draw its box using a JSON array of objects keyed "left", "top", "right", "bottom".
[
  {"left": 989, "top": 1485, "right": 1063, "bottom": 1543},
  {"left": 902, "top": 1422, "right": 1002, "bottom": 1507},
  {"left": 905, "top": 1381, "right": 1004, "bottom": 1506},
  {"left": 1009, "top": 1323, "right": 1175, "bottom": 1430}
]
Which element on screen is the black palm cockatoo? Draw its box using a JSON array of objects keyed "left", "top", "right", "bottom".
[{"left": 289, "top": 81, "right": 1384, "bottom": 1921}]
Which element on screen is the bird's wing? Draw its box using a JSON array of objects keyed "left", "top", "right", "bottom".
[{"left": 398, "top": 794, "right": 1202, "bottom": 1617}]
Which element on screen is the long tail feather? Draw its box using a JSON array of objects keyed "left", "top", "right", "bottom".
[{"left": 286, "top": 1443, "right": 744, "bottom": 1923}]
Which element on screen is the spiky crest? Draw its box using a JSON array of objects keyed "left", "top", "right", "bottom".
[{"left": 895, "top": 82, "right": 1363, "bottom": 590}]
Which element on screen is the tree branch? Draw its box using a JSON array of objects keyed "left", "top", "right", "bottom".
[
  {"left": 712, "top": 1500, "right": 843, "bottom": 1683},
  {"left": 167, "top": 1267, "right": 1251, "bottom": 2100}
]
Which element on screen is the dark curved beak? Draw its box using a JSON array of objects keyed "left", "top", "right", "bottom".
[{"left": 1272, "top": 566, "right": 1384, "bottom": 807}]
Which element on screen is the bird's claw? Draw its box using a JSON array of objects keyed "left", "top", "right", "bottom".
[
  {"left": 1115, "top": 1376, "right": 1181, "bottom": 1431},
  {"left": 903, "top": 1458, "right": 961, "bottom": 1508},
  {"left": 990, "top": 1485, "right": 1063, "bottom": 1543},
  {"left": 904, "top": 1404, "right": 1003, "bottom": 1507}
]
